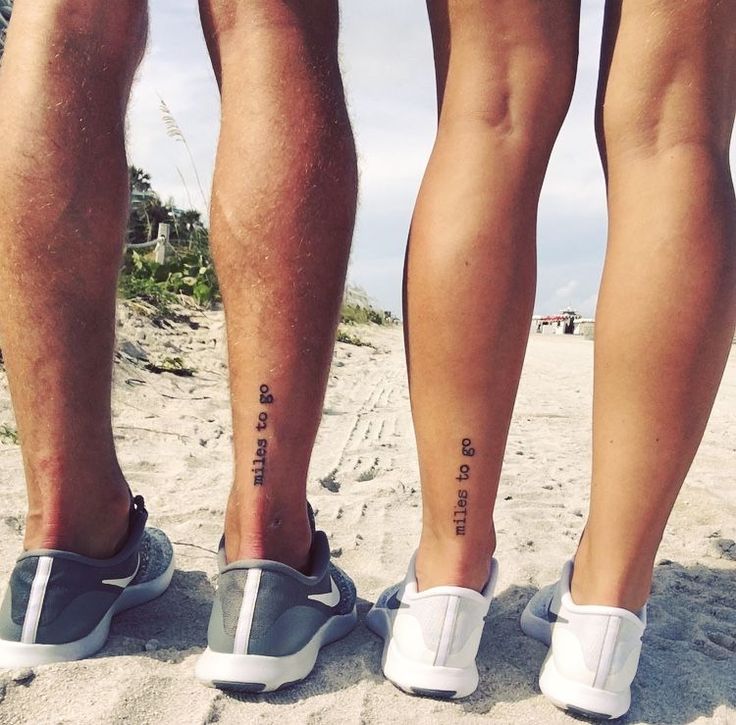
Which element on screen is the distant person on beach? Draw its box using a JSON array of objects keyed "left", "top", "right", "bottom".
[{"left": 0, "top": 1, "right": 734, "bottom": 721}]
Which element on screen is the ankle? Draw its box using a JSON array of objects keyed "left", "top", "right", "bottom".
[
  {"left": 415, "top": 533, "right": 495, "bottom": 592},
  {"left": 224, "top": 498, "right": 312, "bottom": 573},
  {"left": 571, "top": 541, "right": 652, "bottom": 612},
  {"left": 24, "top": 480, "right": 132, "bottom": 559}
]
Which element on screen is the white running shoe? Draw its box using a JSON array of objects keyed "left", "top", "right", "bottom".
[
  {"left": 366, "top": 554, "right": 498, "bottom": 699},
  {"left": 520, "top": 560, "right": 647, "bottom": 720}
]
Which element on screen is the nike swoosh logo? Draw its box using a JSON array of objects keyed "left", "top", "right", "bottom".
[
  {"left": 385, "top": 591, "right": 407, "bottom": 610},
  {"left": 101, "top": 554, "right": 140, "bottom": 588},
  {"left": 546, "top": 599, "right": 569, "bottom": 626},
  {"left": 308, "top": 577, "right": 340, "bottom": 607}
]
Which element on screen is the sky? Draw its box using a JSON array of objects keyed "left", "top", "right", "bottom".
[{"left": 127, "top": 1, "right": 732, "bottom": 319}]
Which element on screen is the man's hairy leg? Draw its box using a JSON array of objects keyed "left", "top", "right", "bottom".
[
  {"left": 199, "top": 0, "right": 357, "bottom": 570},
  {"left": 0, "top": 0, "right": 148, "bottom": 557}
]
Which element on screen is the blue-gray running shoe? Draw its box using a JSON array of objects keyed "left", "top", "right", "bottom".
[
  {"left": 0, "top": 495, "right": 174, "bottom": 667},
  {"left": 0, "top": 0, "right": 12, "bottom": 59},
  {"left": 196, "top": 511, "right": 357, "bottom": 692}
]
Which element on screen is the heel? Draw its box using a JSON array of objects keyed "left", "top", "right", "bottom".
[
  {"left": 382, "top": 639, "right": 479, "bottom": 699},
  {"left": 539, "top": 653, "right": 630, "bottom": 720},
  {"left": 196, "top": 608, "right": 357, "bottom": 692}
]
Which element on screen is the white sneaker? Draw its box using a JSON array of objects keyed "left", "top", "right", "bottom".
[
  {"left": 366, "top": 554, "right": 498, "bottom": 699},
  {"left": 520, "top": 560, "right": 647, "bottom": 720}
]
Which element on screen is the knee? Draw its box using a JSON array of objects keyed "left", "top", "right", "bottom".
[
  {"left": 437, "top": 47, "right": 577, "bottom": 168},
  {"left": 597, "top": 82, "right": 733, "bottom": 169},
  {"left": 39, "top": 0, "right": 148, "bottom": 77},
  {"left": 200, "top": 0, "right": 339, "bottom": 61}
]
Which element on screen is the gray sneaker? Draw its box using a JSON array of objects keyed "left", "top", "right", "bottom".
[
  {"left": 0, "top": 0, "right": 12, "bottom": 59},
  {"left": 0, "top": 495, "right": 174, "bottom": 668},
  {"left": 195, "top": 513, "right": 357, "bottom": 692}
]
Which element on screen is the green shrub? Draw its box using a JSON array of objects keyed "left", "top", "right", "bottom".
[
  {"left": 0, "top": 424, "right": 18, "bottom": 445},
  {"left": 119, "top": 248, "right": 219, "bottom": 314},
  {"left": 145, "top": 356, "right": 195, "bottom": 377},
  {"left": 336, "top": 330, "right": 373, "bottom": 348},
  {"left": 340, "top": 303, "right": 389, "bottom": 326}
]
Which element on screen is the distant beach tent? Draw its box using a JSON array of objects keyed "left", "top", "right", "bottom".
[{"left": 531, "top": 308, "right": 594, "bottom": 338}]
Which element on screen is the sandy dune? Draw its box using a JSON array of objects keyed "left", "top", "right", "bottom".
[{"left": 0, "top": 304, "right": 734, "bottom": 724}]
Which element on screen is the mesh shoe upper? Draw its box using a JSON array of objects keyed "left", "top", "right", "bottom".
[
  {"left": 133, "top": 528, "right": 174, "bottom": 586},
  {"left": 207, "top": 529, "right": 356, "bottom": 658},
  {"left": 523, "top": 561, "right": 647, "bottom": 694},
  {"left": 0, "top": 0, "right": 12, "bottom": 58},
  {"left": 369, "top": 554, "right": 497, "bottom": 669},
  {"left": 0, "top": 496, "right": 172, "bottom": 646}
]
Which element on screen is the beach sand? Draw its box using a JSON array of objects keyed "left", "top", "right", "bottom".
[{"left": 0, "top": 303, "right": 734, "bottom": 725}]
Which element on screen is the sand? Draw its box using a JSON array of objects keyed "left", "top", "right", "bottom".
[{"left": 0, "top": 302, "right": 734, "bottom": 725}]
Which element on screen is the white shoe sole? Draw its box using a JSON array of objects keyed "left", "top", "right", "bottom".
[
  {"left": 195, "top": 607, "right": 357, "bottom": 693},
  {"left": 366, "top": 606, "right": 478, "bottom": 699},
  {"left": 0, "top": 555, "right": 175, "bottom": 668},
  {"left": 539, "top": 652, "right": 631, "bottom": 720},
  {"left": 521, "top": 602, "right": 630, "bottom": 720}
]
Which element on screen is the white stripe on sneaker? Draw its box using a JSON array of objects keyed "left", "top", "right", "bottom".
[
  {"left": 233, "top": 568, "right": 262, "bottom": 655},
  {"left": 434, "top": 595, "right": 460, "bottom": 667},
  {"left": 593, "top": 616, "right": 621, "bottom": 689},
  {"left": 21, "top": 556, "right": 53, "bottom": 644}
]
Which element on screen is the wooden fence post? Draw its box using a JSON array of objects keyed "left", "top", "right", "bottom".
[{"left": 154, "top": 223, "right": 170, "bottom": 264}]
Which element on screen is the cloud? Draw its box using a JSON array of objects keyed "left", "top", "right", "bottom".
[
  {"left": 125, "top": 0, "right": 736, "bottom": 319},
  {"left": 127, "top": 4, "right": 219, "bottom": 218},
  {"left": 580, "top": 293, "right": 599, "bottom": 317},
  {"left": 555, "top": 280, "right": 579, "bottom": 300}
]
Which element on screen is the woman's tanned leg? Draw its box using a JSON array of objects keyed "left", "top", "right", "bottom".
[
  {"left": 573, "top": 0, "right": 736, "bottom": 611},
  {"left": 408, "top": 0, "right": 580, "bottom": 591}
]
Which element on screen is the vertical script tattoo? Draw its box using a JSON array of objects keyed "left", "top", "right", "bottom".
[
  {"left": 453, "top": 437, "right": 475, "bottom": 535},
  {"left": 252, "top": 384, "right": 274, "bottom": 486}
]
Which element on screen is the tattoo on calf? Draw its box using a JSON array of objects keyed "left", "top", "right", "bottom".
[
  {"left": 454, "top": 438, "right": 475, "bottom": 535},
  {"left": 252, "top": 384, "right": 274, "bottom": 486}
]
